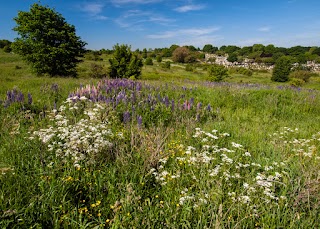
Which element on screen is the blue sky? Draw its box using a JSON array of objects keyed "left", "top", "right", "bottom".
[{"left": 1, "top": 0, "right": 320, "bottom": 50}]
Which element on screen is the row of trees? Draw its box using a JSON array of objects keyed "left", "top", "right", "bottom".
[{"left": 5, "top": 3, "right": 320, "bottom": 83}]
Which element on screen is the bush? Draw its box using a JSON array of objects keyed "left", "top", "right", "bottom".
[
  {"left": 156, "top": 55, "right": 162, "bottom": 63},
  {"left": 172, "top": 47, "right": 189, "bottom": 63},
  {"left": 290, "top": 78, "right": 305, "bottom": 87},
  {"left": 108, "top": 44, "right": 143, "bottom": 79},
  {"left": 229, "top": 67, "right": 253, "bottom": 76},
  {"left": 161, "top": 61, "right": 171, "bottom": 69},
  {"left": 185, "top": 64, "right": 194, "bottom": 72},
  {"left": 3, "top": 45, "right": 12, "bottom": 53},
  {"left": 271, "top": 56, "right": 292, "bottom": 82},
  {"left": 145, "top": 57, "right": 153, "bottom": 65},
  {"left": 289, "top": 70, "right": 313, "bottom": 83},
  {"left": 88, "top": 63, "right": 106, "bottom": 78},
  {"left": 208, "top": 64, "right": 229, "bottom": 82}
]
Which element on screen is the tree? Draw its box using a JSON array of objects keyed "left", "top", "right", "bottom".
[
  {"left": 142, "top": 48, "right": 148, "bottom": 59},
  {"left": 108, "top": 44, "right": 143, "bottom": 79},
  {"left": 271, "top": 56, "right": 292, "bottom": 82},
  {"left": 0, "top": 39, "right": 12, "bottom": 49},
  {"left": 203, "top": 44, "right": 218, "bottom": 53},
  {"left": 145, "top": 57, "right": 153, "bottom": 65},
  {"left": 172, "top": 47, "right": 190, "bottom": 63},
  {"left": 12, "top": 3, "right": 86, "bottom": 77},
  {"left": 208, "top": 64, "right": 229, "bottom": 82},
  {"left": 227, "top": 53, "right": 238, "bottom": 62}
]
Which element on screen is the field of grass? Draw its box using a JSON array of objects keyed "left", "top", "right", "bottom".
[{"left": 1, "top": 51, "right": 320, "bottom": 228}]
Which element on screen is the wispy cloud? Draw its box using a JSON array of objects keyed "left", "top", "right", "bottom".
[
  {"left": 174, "top": 4, "right": 205, "bottom": 13},
  {"left": 115, "top": 10, "right": 174, "bottom": 30},
  {"left": 147, "top": 27, "right": 222, "bottom": 47},
  {"left": 80, "top": 2, "right": 108, "bottom": 20},
  {"left": 111, "top": 0, "right": 163, "bottom": 6},
  {"left": 258, "top": 26, "right": 271, "bottom": 32},
  {"left": 147, "top": 27, "right": 220, "bottom": 39}
]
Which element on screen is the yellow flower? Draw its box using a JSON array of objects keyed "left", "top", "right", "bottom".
[
  {"left": 97, "top": 213, "right": 101, "bottom": 217},
  {"left": 96, "top": 200, "right": 101, "bottom": 206},
  {"left": 106, "top": 219, "right": 110, "bottom": 223},
  {"left": 91, "top": 203, "right": 96, "bottom": 208}
]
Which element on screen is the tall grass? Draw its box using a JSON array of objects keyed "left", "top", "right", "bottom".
[{"left": 0, "top": 51, "right": 320, "bottom": 228}]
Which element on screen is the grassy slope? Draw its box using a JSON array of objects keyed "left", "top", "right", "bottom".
[{"left": 0, "top": 51, "right": 320, "bottom": 228}]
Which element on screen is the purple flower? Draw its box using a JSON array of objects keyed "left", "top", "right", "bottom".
[
  {"left": 27, "top": 93, "right": 33, "bottom": 105},
  {"left": 206, "top": 104, "right": 211, "bottom": 112},
  {"left": 123, "top": 111, "right": 131, "bottom": 124},
  {"left": 137, "top": 115, "right": 142, "bottom": 127}
]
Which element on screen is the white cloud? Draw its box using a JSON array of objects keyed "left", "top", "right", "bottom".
[
  {"left": 258, "top": 26, "right": 271, "bottom": 32},
  {"left": 174, "top": 4, "right": 205, "bottom": 13},
  {"left": 111, "top": 0, "right": 163, "bottom": 6},
  {"left": 115, "top": 10, "right": 174, "bottom": 30},
  {"left": 147, "top": 27, "right": 220, "bottom": 39},
  {"left": 80, "top": 2, "right": 108, "bottom": 20},
  {"left": 147, "top": 27, "right": 222, "bottom": 47},
  {"left": 82, "top": 3, "right": 104, "bottom": 15}
]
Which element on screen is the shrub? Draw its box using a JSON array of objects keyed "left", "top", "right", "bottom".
[
  {"left": 161, "top": 61, "right": 171, "bottom": 69},
  {"left": 172, "top": 47, "right": 189, "bottom": 63},
  {"left": 289, "top": 70, "right": 313, "bottom": 83},
  {"left": 229, "top": 67, "right": 253, "bottom": 76},
  {"left": 271, "top": 56, "right": 292, "bottom": 82},
  {"left": 108, "top": 44, "right": 143, "bottom": 79},
  {"left": 208, "top": 64, "right": 229, "bottom": 82},
  {"left": 156, "top": 55, "right": 162, "bottom": 63},
  {"left": 185, "top": 64, "right": 194, "bottom": 72},
  {"left": 145, "top": 57, "right": 153, "bottom": 66},
  {"left": 290, "top": 78, "right": 305, "bottom": 87},
  {"left": 88, "top": 63, "right": 106, "bottom": 78}
]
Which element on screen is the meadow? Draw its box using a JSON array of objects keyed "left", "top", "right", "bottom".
[{"left": 0, "top": 49, "right": 320, "bottom": 228}]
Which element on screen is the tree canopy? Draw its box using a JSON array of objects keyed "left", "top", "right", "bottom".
[
  {"left": 108, "top": 44, "right": 143, "bottom": 79},
  {"left": 12, "top": 3, "right": 86, "bottom": 77}
]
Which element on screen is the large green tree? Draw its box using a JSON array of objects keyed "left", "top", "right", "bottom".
[
  {"left": 12, "top": 3, "right": 86, "bottom": 77},
  {"left": 271, "top": 56, "right": 292, "bottom": 82},
  {"left": 108, "top": 44, "right": 143, "bottom": 79}
]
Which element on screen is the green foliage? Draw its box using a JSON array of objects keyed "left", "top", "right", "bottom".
[
  {"left": 289, "top": 70, "right": 313, "bottom": 83},
  {"left": 185, "top": 64, "right": 194, "bottom": 72},
  {"left": 0, "top": 39, "right": 12, "bottom": 49},
  {"left": 3, "top": 45, "right": 12, "bottom": 53},
  {"left": 88, "top": 63, "right": 106, "bottom": 78},
  {"left": 290, "top": 78, "right": 305, "bottom": 87},
  {"left": 271, "top": 56, "right": 293, "bottom": 82},
  {"left": 202, "top": 44, "right": 218, "bottom": 53},
  {"left": 208, "top": 64, "right": 229, "bottom": 82},
  {"left": 227, "top": 53, "right": 238, "bottom": 62},
  {"left": 156, "top": 55, "right": 162, "bottom": 63},
  {"left": 229, "top": 67, "right": 253, "bottom": 76},
  {"left": 108, "top": 44, "right": 143, "bottom": 79},
  {"left": 161, "top": 61, "right": 171, "bottom": 69},
  {"left": 12, "top": 3, "right": 86, "bottom": 77},
  {"left": 172, "top": 47, "right": 190, "bottom": 63},
  {"left": 145, "top": 57, "right": 153, "bottom": 65}
]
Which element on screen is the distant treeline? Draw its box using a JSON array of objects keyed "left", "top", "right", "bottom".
[
  {"left": 88, "top": 43, "right": 320, "bottom": 65},
  {"left": 2, "top": 38, "right": 320, "bottom": 65}
]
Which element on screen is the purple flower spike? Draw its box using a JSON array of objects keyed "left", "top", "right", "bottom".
[
  {"left": 137, "top": 115, "right": 142, "bottom": 127},
  {"left": 206, "top": 104, "right": 211, "bottom": 112},
  {"left": 27, "top": 93, "right": 33, "bottom": 105},
  {"left": 123, "top": 111, "right": 131, "bottom": 124},
  {"left": 197, "top": 102, "right": 202, "bottom": 110}
]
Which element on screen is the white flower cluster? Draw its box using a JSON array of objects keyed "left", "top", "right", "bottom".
[
  {"left": 272, "top": 127, "right": 320, "bottom": 160},
  {"left": 30, "top": 97, "right": 120, "bottom": 165},
  {"left": 150, "top": 128, "right": 289, "bottom": 208}
]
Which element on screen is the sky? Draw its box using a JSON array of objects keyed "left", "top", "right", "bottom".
[{"left": 1, "top": 0, "right": 320, "bottom": 50}]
